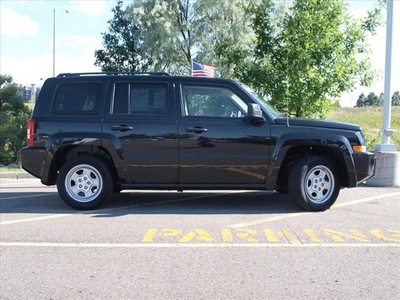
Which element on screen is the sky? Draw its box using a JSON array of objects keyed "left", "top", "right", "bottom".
[{"left": 0, "top": 0, "right": 399, "bottom": 107}]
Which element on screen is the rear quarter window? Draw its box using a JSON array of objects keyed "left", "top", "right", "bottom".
[{"left": 51, "top": 82, "right": 102, "bottom": 114}]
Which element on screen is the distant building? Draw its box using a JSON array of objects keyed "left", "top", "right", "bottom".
[{"left": 18, "top": 85, "right": 40, "bottom": 103}]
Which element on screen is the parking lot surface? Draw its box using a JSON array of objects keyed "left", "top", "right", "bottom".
[{"left": 1, "top": 177, "right": 399, "bottom": 299}]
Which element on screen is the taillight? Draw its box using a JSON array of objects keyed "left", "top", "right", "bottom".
[{"left": 27, "top": 119, "right": 35, "bottom": 147}]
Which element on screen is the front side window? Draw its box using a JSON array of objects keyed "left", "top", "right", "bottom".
[
  {"left": 181, "top": 85, "right": 247, "bottom": 118},
  {"left": 112, "top": 83, "right": 168, "bottom": 115},
  {"left": 51, "top": 82, "right": 101, "bottom": 114}
]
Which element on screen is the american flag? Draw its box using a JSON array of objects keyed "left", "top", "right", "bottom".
[{"left": 191, "top": 60, "right": 215, "bottom": 78}]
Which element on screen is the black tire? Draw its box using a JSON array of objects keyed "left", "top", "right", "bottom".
[
  {"left": 288, "top": 156, "right": 340, "bottom": 211},
  {"left": 57, "top": 155, "right": 114, "bottom": 210}
]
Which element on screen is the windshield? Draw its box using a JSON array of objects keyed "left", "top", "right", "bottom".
[{"left": 240, "top": 83, "right": 282, "bottom": 118}]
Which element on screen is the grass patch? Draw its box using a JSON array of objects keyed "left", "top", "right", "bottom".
[
  {"left": 0, "top": 166, "right": 22, "bottom": 173},
  {"left": 25, "top": 102, "right": 35, "bottom": 110},
  {"left": 327, "top": 106, "right": 400, "bottom": 151}
]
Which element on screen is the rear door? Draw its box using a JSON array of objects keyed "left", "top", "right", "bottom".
[
  {"left": 177, "top": 81, "right": 271, "bottom": 185},
  {"left": 102, "top": 79, "right": 178, "bottom": 184}
]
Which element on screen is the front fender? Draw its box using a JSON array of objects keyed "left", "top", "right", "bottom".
[{"left": 266, "top": 132, "right": 357, "bottom": 189}]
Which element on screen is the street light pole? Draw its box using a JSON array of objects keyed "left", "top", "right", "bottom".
[
  {"left": 379, "top": 0, "right": 395, "bottom": 150},
  {"left": 367, "top": 0, "right": 399, "bottom": 187},
  {"left": 53, "top": 9, "right": 55, "bottom": 77},
  {"left": 52, "top": 9, "right": 69, "bottom": 77}
]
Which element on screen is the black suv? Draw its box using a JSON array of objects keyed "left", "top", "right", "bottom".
[{"left": 21, "top": 72, "right": 375, "bottom": 211}]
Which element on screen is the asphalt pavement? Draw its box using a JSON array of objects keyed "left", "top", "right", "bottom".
[{"left": 1, "top": 176, "right": 399, "bottom": 299}]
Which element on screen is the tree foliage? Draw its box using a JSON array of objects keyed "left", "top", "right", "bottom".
[
  {"left": 95, "top": 0, "right": 253, "bottom": 76},
  {"left": 129, "top": 0, "right": 255, "bottom": 76},
  {"left": 355, "top": 92, "right": 382, "bottom": 107},
  {"left": 392, "top": 91, "right": 400, "bottom": 106},
  {"left": 225, "top": 0, "right": 383, "bottom": 118},
  {"left": 94, "top": 1, "right": 153, "bottom": 72},
  {"left": 355, "top": 90, "right": 400, "bottom": 107},
  {"left": 0, "top": 75, "right": 32, "bottom": 165}
]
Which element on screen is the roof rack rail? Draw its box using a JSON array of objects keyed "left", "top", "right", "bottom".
[{"left": 57, "top": 72, "right": 170, "bottom": 77}]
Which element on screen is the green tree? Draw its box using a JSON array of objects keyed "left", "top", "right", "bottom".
[
  {"left": 95, "top": 0, "right": 254, "bottom": 76},
  {"left": 392, "top": 91, "right": 400, "bottom": 106},
  {"left": 366, "top": 92, "right": 381, "bottom": 106},
  {"left": 0, "top": 75, "right": 32, "bottom": 165},
  {"left": 355, "top": 92, "right": 368, "bottom": 107},
  {"left": 94, "top": 1, "right": 153, "bottom": 72},
  {"left": 378, "top": 92, "right": 384, "bottom": 106},
  {"left": 356, "top": 90, "right": 400, "bottom": 107},
  {"left": 225, "top": 0, "right": 383, "bottom": 118}
]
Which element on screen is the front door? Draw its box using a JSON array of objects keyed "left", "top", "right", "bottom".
[{"left": 177, "top": 83, "right": 271, "bottom": 185}]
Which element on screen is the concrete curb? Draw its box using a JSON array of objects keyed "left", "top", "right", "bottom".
[{"left": 0, "top": 172, "right": 35, "bottom": 179}]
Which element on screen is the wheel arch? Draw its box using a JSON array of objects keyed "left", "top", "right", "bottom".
[
  {"left": 268, "top": 134, "right": 355, "bottom": 191},
  {"left": 278, "top": 146, "right": 349, "bottom": 188},
  {"left": 42, "top": 145, "right": 118, "bottom": 185}
]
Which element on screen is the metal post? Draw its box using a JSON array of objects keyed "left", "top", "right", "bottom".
[
  {"left": 53, "top": 9, "right": 55, "bottom": 77},
  {"left": 368, "top": 0, "right": 399, "bottom": 187},
  {"left": 382, "top": 0, "right": 393, "bottom": 145},
  {"left": 375, "top": 0, "right": 396, "bottom": 152},
  {"left": 52, "top": 9, "right": 69, "bottom": 78}
]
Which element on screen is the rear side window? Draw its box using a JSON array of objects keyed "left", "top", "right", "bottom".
[
  {"left": 112, "top": 83, "right": 168, "bottom": 115},
  {"left": 51, "top": 82, "right": 101, "bottom": 114}
]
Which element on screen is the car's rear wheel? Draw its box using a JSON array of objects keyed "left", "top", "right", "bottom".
[
  {"left": 57, "top": 155, "right": 113, "bottom": 210},
  {"left": 288, "top": 156, "right": 340, "bottom": 211}
]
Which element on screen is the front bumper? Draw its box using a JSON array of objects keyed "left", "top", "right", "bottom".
[{"left": 352, "top": 151, "right": 376, "bottom": 183}]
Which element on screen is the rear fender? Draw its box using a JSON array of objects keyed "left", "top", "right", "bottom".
[{"left": 41, "top": 133, "right": 102, "bottom": 184}]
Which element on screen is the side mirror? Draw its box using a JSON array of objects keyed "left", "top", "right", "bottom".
[{"left": 247, "top": 103, "right": 266, "bottom": 125}]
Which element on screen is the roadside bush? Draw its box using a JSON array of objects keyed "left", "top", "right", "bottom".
[{"left": 0, "top": 75, "right": 32, "bottom": 165}]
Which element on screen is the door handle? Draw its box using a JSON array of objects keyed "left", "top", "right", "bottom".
[
  {"left": 111, "top": 125, "right": 133, "bottom": 131},
  {"left": 185, "top": 126, "right": 208, "bottom": 133}
]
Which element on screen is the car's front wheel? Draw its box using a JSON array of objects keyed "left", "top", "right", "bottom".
[
  {"left": 288, "top": 156, "right": 340, "bottom": 211},
  {"left": 57, "top": 155, "right": 113, "bottom": 210}
]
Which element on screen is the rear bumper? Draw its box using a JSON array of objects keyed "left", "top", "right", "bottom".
[
  {"left": 352, "top": 151, "right": 375, "bottom": 184},
  {"left": 20, "top": 147, "right": 46, "bottom": 179}
]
